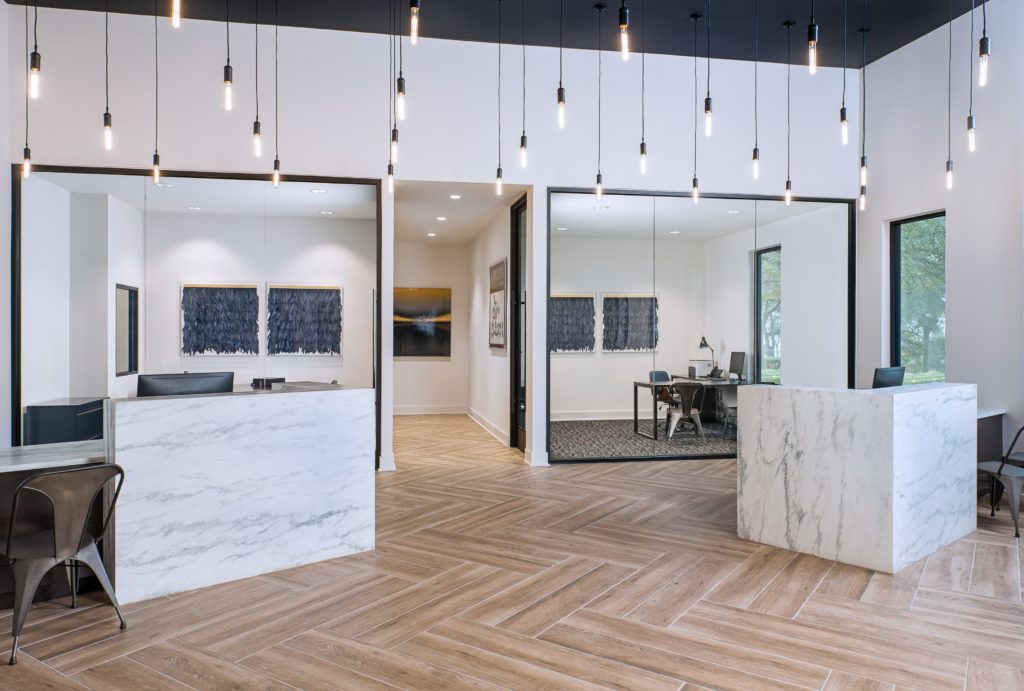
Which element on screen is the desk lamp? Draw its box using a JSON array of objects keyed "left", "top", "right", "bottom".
[{"left": 699, "top": 336, "right": 715, "bottom": 369}]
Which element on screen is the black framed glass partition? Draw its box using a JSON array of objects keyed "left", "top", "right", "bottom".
[
  {"left": 890, "top": 212, "right": 946, "bottom": 384},
  {"left": 547, "top": 189, "right": 854, "bottom": 463}
]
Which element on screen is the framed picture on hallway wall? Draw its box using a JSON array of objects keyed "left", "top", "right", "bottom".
[
  {"left": 394, "top": 288, "right": 452, "bottom": 358},
  {"left": 489, "top": 259, "right": 507, "bottom": 349}
]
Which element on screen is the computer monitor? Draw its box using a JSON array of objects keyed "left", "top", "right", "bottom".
[
  {"left": 137, "top": 372, "right": 234, "bottom": 397},
  {"left": 872, "top": 367, "right": 906, "bottom": 389},
  {"left": 728, "top": 352, "right": 746, "bottom": 378}
]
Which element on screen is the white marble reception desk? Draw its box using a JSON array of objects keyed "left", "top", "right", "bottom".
[
  {"left": 106, "top": 384, "right": 375, "bottom": 603},
  {"left": 737, "top": 383, "right": 976, "bottom": 573}
]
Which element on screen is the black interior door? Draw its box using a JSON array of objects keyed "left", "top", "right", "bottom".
[{"left": 510, "top": 197, "right": 527, "bottom": 452}]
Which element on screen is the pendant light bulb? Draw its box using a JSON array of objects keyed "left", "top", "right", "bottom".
[
  {"left": 639, "top": 141, "right": 647, "bottom": 175},
  {"left": 860, "top": 156, "right": 868, "bottom": 186},
  {"left": 391, "top": 128, "right": 399, "bottom": 164},
  {"left": 691, "top": 177, "right": 700, "bottom": 204},
  {"left": 752, "top": 147, "right": 760, "bottom": 180},
  {"left": 22, "top": 147, "right": 31, "bottom": 179},
  {"left": 557, "top": 87, "right": 566, "bottom": 129},
  {"left": 785, "top": 179, "right": 793, "bottom": 206},
  {"left": 396, "top": 76, "right": 406, "bottom": 121},
  {"left": 410, "top": 0, "right": 420, "bottom": 45},
  {"left": 152, "top": 153, "right": 161, "bottom": 184},
  {"left": 978, "top": 36, "right": 989, "bottom": 87},
  {"left": 946, "top": 159, "right": 954, "bottom": 190},
  {"left": 519, "top": 134, "right": 528, "bottom": 168},
  {"left": 619, "top": 3, "right": 630, "bottom": 61},
  {"left": 29, "top": 51, "right": 41, "bottom": 100},
  {"left": 595, "top": 172, "right": 603, "bottom": 200},
  {"left": 496, "top": 167, "right": 503, "bottom": 196},
  {"left": 272, "top": 157, "right": 281, "bottom": 189},
  {"left": 223, "top": 64, "right": 233, "bottom": 111},
  {"left": 967, "top": 115, "right": 976, "bottom": 153},
  {"left": 840, "top": 107, "right": 849, "bottom": 146},
  {"left": 387, "top": 163, "right": 395, "bottom": 194},
  {"left": 704, "top": 97, "right": 713, "bottom": 137},
  {"left": 252, "top": 120, "right": 262, "bottom": 157},
  {"left": 172, "top": 0, "right": 181, "bottom": 28},
  {"left": 859, "top": 185, "right": 867, "bottom": 210},
  {"left": 103, "top": 112, "right": 113, "bottom": 151},
  {"left": 807, "top": 19, "right": 819, "bottom": 75}
]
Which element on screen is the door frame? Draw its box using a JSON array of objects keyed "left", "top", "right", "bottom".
[{"left": 508, "top": 194, "right": 528, "bottom": 451}]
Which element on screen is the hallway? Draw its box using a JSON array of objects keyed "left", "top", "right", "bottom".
[{"left": 4, "top": 415, "right": 1023, "bottom": 689}]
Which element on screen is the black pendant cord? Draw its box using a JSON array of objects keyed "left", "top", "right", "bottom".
[
  {"left": 753, "top": 0, "right": 758, "bottom": 150},
  {"left": 596, "top": 4, "right": 602, "bottom": 179},
  {"left": 861, "top": 1, "right": 867, "bottom": 162},
  {"left": 104, "top": 0, "right": 110, "bottom": 115},
  {"left": 947, "top": 0, "right": 952, "bottom": 163},
  {"left": 705, "top": 0, "right": 711, "bottom": 101},
  {"left": 786, "top": 21, "right": 791, "bottom": 183},
  {"left": 388, "top": 0, "right": 394, "bottom": 155},
  {"left": 841, "top": 0, "right": 847, "bottom": 108},
  {"left": 153, "top": 0, "right": 159, "bottom": 156},
  {"left": 969, "top": 0, "right": 974, "bottom": 117},
  {"left": 981, "top": 0, "right": 987, "bottom": 38},
  {"left": 274, "top": 0, "right": 279, "bottom": 160},
  {"left": 521, "top": 0, "right": 526, "bottom": 139},
  {"left": 254, "top": 2, "right": 259, "bottom": 122},
  {"left": 399, "top": 0, "right": 404, "bottom": 80},
  {"left": 640, "top": 0, "right": 645, "bottom": 145},
  {"left": 692, "top": 14, "right": 698, "bottom": 179},
  {"left": 497, "top": 0, "right": 502, "bottom": 170},
  {"left": 558, "top": 0, "right": 563, "bottom": 88},
  {"left": 24, "top": 6, "right": 29, "bottom": 150},
  {"left": 33, "top": 2, "right": 38, "bottom": 56},
  {"left": 225, "top": 0, "right": 230, "bottom": 66}
]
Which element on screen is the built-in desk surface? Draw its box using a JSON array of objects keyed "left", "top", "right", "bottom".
[{"left": 0, "top": 440, "right": 106, "bottom": 474}]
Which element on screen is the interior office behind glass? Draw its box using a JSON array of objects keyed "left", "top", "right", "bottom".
[
  {"left": 548, "top": 191, "right": 851, "bottom": 463},
  {"left": 16, "top": 172, "right": 378, "bottom": 445}
]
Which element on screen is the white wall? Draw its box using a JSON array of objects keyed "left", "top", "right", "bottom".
[
  {"left": 145, "top": 213, "right": 376, "bottom": 388},
  {"left": 550, "top": 237, "right": 704, "bottom": 419},
  {"left": 468, "top": 212, "right": 511, "bottom": 443},
  {"left": 20, "top": 175, "right": 70, "bottom": 407},
  {"left": 69, "top": 193, "right": 108, "bottom": 397},
  {"left": 4, "top": 9, "right": 861, "bottom": 461},
  {"left": 107, "top": 195, "right": 145, "bottom": 398},
  {"left": 703, "top": 228, "right": 754, "bottom": 376},
  {"left": 393, "top": 241, "right": 470, "bottom": 415},
  {"left": 858, "top": 0, "right": 1024, "bottom": 441}
]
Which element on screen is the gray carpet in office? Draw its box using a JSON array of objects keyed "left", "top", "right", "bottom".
[{"left": 550, "top": 419, "right": 736, "bottom": 460}]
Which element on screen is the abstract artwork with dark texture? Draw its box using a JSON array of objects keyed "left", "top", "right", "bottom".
[
  {"left": 549, "top": 295, "right": 596, "bottom": 352},
  {"left": 181, "top": 285, "right": 259, "bottom": 355},
  {"left": 267, "top": 286, "right": 343, "bottom": 356},
  {"left": 602, "top": 295, "right": 659, "bottom": 351},
  {"left": 394, "top": 288, "right": 452, "bottom": 357}
]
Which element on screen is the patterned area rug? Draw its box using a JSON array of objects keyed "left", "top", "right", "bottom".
[{"left": 550, "top": 418, "right": 737, "bottom": 461}]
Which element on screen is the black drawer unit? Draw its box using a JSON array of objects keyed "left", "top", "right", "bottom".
[{"left": 23, "top": 397, "right": 105, "bottom": 445}]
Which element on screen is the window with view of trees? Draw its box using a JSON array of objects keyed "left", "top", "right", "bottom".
[
  {"left": 891, "top": 213, "right": 946, "bottom": 384},
  {"left": 756, "top": 246, "right": 782, "bottom": 384}
]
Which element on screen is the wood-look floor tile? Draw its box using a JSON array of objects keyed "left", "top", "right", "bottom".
[
  {"left": 966, "top": 659, "right": 1024, "bottom": 691},
  {"left": 284, "top": 629, "right": 499, "bottom": 690},
  {"left": 815, "top": 562, "right": 874, "bottom": 600},
  {"left": 969, "top": 541, "right": 1022, "bottom": 602},
  {"left": 74, "top": 656, "right": 192, "bottom": 690},
  {"left": 704, "top": 546, "right": 798, "bottom": 608},
  {"left": 823, "top": 670, "right": 895, "bottom": 690},
  {"left": 127, "top": 638, "right": 293, "bottom": 690},
  {"left": 241, "top": 645, "right": 397, "bottom": 690},
  {"left": 625, "top": 557, "right": 739, "bottom": 626},
  {"left": 460, "top": 557, "right": 601, "bottom": 625},
  {"left": 749, "top": 553, "right": 834, "bottom": 618},
  {"left": 587, "top": 551, "right": 704, "bottom": 617},
  {"left": 919, "top": 540, "right": 976, "bottom": 593},
  {"left": 1, "top": 653, "right": 90, "bottom": 690},
  {"left": 858, "top": 557, "right": 927, "bottom": 610}
]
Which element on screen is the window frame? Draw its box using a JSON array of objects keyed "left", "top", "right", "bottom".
[
  {"left": 889, "top": 211, "right": 947, "bottom": 373},
  {"left": 754, "top": 245, "right": 783, "bottom": 384}
]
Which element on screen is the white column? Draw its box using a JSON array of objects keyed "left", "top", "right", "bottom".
[
  {"left": 378, "top": 182, "right": 396, "bottom": 471},
  {"left": 524, "top": 186, "right": 548, "bottom": 467}
]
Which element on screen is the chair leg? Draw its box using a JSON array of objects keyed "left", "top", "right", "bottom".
[
  {"left": 690, "top": 414, "right": 705, "bottom": 439},
  {"left": 1005, "top": 478, "right": 1022, "bottom": 539},
  {"left": 990, "top": 475, "right": 997, "bottom": 516},
  {"left": 994, "top": 482, "right": 1005, "bottom": 511},
  {"left": 668, "top": 410, "right": 682, "bottom": 439},
  {"left": 64, "top": 561, "right": 79, "bottom": 609},
  {"left": 9, "top": 559, "right": 54, "bottom": 665},
  {"left": 76, "top": 542, "right": 127, "bottom": 630}
]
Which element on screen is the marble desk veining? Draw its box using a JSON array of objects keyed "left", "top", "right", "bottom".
[
  {"left": 107, "top": 386, "right": 375, "bottom": 603},
  {"left": 737, "top": 383, "right": 977, "bottom": 573}
]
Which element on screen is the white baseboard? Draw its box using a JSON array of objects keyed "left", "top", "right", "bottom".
[
  {"left": 377, "top": 452, "right": 396, "bottom": 472},
  {"left": 466, "top": 407, "right": 510, "bottom": 445},
  {"left": 525, "top": 449, "right": 549, "bottom": 466},
  {"left": 394, "top": 404, "right": 467, "bottom": 416},
  {"left": 551, "top": 410, "right": 657, "bottom": 421}
]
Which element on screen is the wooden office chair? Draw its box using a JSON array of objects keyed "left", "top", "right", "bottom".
[
  {"left": 1, "top": 464, "right": 127, "bottom": 664},
  {"left": 979, "top": 426, "right": 1024, "bottom": 538}
]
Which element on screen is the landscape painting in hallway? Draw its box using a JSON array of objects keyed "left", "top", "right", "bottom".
[{"left": 394, "top": 287, "right": 452, "bottom": 357}]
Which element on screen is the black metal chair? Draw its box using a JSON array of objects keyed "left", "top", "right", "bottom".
[
  {"left": 979, "top": 426, "right": 1024, "bottom": 538},
  {"left": 1, "top": 464, "right": 127, "bottom": 665},
  {"left": 667, "top": 383, "right": 705, "bottom": 440}
]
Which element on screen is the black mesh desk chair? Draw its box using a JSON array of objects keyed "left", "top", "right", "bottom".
[{"left": 1, "top": 464, "right": 127, "bottom": 664}]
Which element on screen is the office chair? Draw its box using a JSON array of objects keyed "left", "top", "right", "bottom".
[
  {"left": 979, "top": 426, "right": 1024, "bottom": 538},
  {"left": 668, "top": 383, "right": 705, "bottom": 440}
]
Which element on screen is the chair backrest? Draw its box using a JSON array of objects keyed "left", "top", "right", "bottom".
[
  {"left": 872, "top": 366, "right": 906, "bottom": 388},
  {"left": 649, "top": 371, "right": 670, "bottom": 383},
  {"left": 721, "top": 386, "right": 739, "bottom": 407},
  {"left": 673, "top": 383, "right": 704, "bottom": 411},
  {"left": 7, "top": 464, "right": 124, "bottom": 562}
]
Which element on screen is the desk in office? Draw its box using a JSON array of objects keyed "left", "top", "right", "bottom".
[
  {"left": 672, "top": 376, "right": 748, "bottom": 423},
  {"left": 632, "top": 381, "right": 678, "bottom": 440}
]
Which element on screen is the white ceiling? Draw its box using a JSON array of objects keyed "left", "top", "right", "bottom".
[
  {"left": 550, "top": 193, "right": 835, "bottom": 241},
  {"left": 395, "top": 180, "right": 527, "bottom": 244},
  {"left": 37, "top": 172, "right": 377, "bottom": 220}
]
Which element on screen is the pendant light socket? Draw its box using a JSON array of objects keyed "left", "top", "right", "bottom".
[
  {"left": 691, "top": 176, "right": 700, "bottom": 204},
  {"left": 397, "top": 76, "right": 406, "bottom": 96},
  {"left": 840, "top": 106, "right": 848, "bottom": 124},
  {"left": 273, "top": 156, "right": 281, "bottom": 188},
  {"left": 103, "top": 111, "right": 112, "bottom": 129},
  {"left": 496, "top": 166, "right": 503, "bottom": 195},
  {"left": 785, "top": 179, "right": 793, "bottom": 205},
  {"left": 807, "top": 20, "right": 819, "bottom": 45},
  {"left": 979, "top": 35, "right": 990, "bottom": 58},
  {"left": 22, "top": 147, "right": 31, "bottom": 178},
  {"left": 30, "top": 51, "right": 41, "bottom": 73},
  {"left": 618, "top": 4, "right": 629, "bottom": 31},
  {"left": 253, "top": 120, "right": 261, "bottom": 137},
  {"left": 945, "top": 159, "right": 954, "bottom": 189},
  {"left": 224, "top": 64, "right": 233, "bottom": 84},
  {"left": 152, "top": 152, "right": 160, "bottom": 167},
  {"left": 859, "top": 185, "right": 867, "bottom": 210}
]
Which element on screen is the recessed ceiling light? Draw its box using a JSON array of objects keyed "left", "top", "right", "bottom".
[
  {"left": 319, "top": 210, "right": 335, "bottom": 216},
  {"left": 727, "top": 209, "right": 741, "bottom": 215},
  {"left": 436, "top": 216, "right": 447, "bottom": 221},
  {"left": 427, "top": 232, "right": 437, "bottom": 237},
  {"left": 186, "top": 205, "right": 201, "bottom": 211},
  {"left": 310, "top": 188, "right": 327, "bottom": 195},
  {"left": 155, "top": 182, "right": 173, "bottom": 189},
  {"left": 556, "top": 226, "right": 569, "bottom": 231},
  {"left": 593, "top": 205, "right": 611, "bottom": 211},
  {"left": 449, "top": 194, "right": 462, "bottom": 200},
  {"left": 669, "top": 230, "right": 681, "bottom": 235}
]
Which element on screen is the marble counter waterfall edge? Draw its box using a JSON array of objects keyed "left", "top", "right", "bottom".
[
  {"left": 736, "top": 383, "right": 977, "bottom": 574},
  {"left": 107, "top": 387, "right": 375, "bottom": 604}
]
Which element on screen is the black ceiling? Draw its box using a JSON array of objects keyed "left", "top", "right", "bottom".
[{"left": 5, "top": 1, "right": 979, "bottom": 67}]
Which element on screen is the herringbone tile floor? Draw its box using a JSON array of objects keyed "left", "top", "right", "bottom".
[{"left": 3, "top": 414, "right": 1023, "bottom": 690}]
